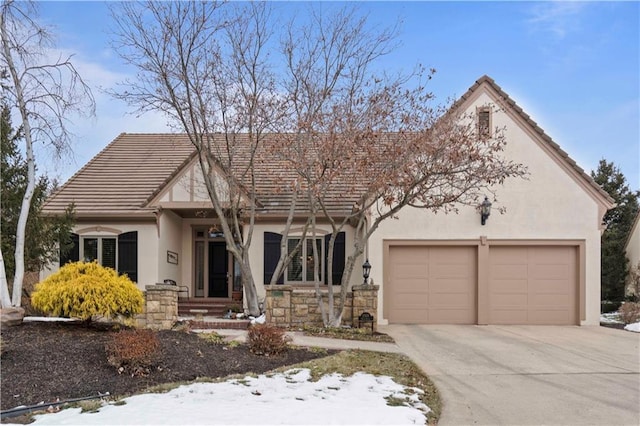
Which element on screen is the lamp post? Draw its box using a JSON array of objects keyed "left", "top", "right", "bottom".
[
  {"left": 480, "top": 196, "right": 492, "bottom": 225},
  {"left": 362, "top": 259, "right": 371, "bottom": 286}
]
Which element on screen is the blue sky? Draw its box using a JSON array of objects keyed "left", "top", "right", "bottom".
[{"left": 32, "top": 1, "right": 639, "bottom": 188}]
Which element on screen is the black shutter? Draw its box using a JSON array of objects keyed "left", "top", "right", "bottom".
[
  {"left": 118, "top": 231, "right": 138, "bottom": 282},
  {"left": 324, "top": 232, "right": 345, "bottom": 285},
  {"left": 264, "top": 232, "right": 283, "bottom": 284},
  {"left": 60, "top": 233, "right": 79, "bottom": 266}
]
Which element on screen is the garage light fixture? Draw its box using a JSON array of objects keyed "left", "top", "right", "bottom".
[
  {"left": 480, "top": 196, "right": 492, "bottom": 225},
  {"left": 362, "top": 259, "right": 371, "bottom": 285}
]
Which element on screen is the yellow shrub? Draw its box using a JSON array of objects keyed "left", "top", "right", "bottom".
[{"left": 31, "top": 261, "right": 144, "bottom": 321}]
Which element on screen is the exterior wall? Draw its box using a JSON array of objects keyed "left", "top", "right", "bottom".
[
  {"left": 369, "top": 90, "right": 604, "bottom": 325},
  {"left": 157, "top": 210, "right": 182, "bottom": 285},
  {"left": 41, "top": 221, "right": 159, "bottom": 292}
]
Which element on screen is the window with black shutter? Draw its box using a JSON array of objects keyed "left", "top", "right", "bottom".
[
  {"left": 324, "top": 232, "right": 345, "bottom": 285},
  {"left": 118, "top": 231, "right": 138, "bottom": 282},
  {"left": 263, "top": 232, "right": 283, "bottom": 284}
]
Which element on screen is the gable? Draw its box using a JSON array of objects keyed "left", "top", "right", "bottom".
[
  {"left": 147, "top": 157, "right": 233, "bottom": 209},
  {"left": 456, "top": 76, "right": 614, "bottom": 228}
]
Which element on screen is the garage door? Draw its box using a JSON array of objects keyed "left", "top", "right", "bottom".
[
  {"left": 386, "top": 246, "right": 476, "bottom": 324},
  {"left": 489, "top": 246, "right": 577, "bottom": 325}
]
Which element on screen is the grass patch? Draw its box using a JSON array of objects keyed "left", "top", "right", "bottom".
[
  {"left": 273, "top": 350, "right": 441, "bottom": 425},
  {"left": 78, "top": 399, "right": 104, "bottom": 413},
  {"left": 197, "top": 332, "right": 225, "bottom": 344},
  {"left": 300, "top": 325, "right": 395, "bottom": 343}
]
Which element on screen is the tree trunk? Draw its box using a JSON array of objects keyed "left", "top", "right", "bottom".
[
  {"left": 1, "top": 9, "right": 37, "bottom": 308},
  {"left": 240, "top": 252, "right": 261, "bottom": 316}
]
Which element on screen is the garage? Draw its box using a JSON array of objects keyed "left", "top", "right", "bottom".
[
  {"left": 384, "top": 243, "right": 579, "bottom": 325},
  {"left": 489, "top": 246, "right": 577, "bottom": 325},
  {"left": 385, "top": 245, "right": 477, "bottom": 324}
]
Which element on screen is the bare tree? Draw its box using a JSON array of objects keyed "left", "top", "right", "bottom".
[
  {"left": 0, "top": 0, "right": 94, "bottom": 308},
  {"left": 278, "top": 7, "right": 527, "bottom": 326},
  {"left": 110, "top": 1, "right": 308, "bottom": 316}
]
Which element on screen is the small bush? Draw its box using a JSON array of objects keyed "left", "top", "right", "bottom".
[
  {"left": 105, "top": 329, "right": 160, "bottom": 376},
  {"left": 31, "top": 261, "right": 144, "bottom": 321},
  {"left": 618, "top": 302, "right": 640, "bottom": 325},
  {"left": 247, "top": 324, "right": 291, "bottom": 356}
]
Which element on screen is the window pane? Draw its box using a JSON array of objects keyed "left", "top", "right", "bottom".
[
  {"left": 83, "top": 238, "right": 98, "bottom": 262},
  {"left": 306, "top": 239, "right": 322, "bottom": 282},
  {"left": 287, "top": 238, "right": 302, "bottom": 282},
  {"left": 102, "top": 238, "right": 117, "bottom": 269},
  {"left": 195, "top": 241, "right": 205, "bottom": 297}
]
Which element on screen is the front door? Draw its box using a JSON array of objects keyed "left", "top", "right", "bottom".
[{"left": 208, "top": 241, "right": 229, "bottom": 297}]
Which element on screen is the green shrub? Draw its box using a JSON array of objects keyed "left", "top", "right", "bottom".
[
  {"left": 105, "top": 329, "right": 160, "bottom": 376},
  {"left": 247, "top": 324, "right": 291, "bottom": 356},
  {"left": 31, "top": 261, "right": 144, "bottom": 321},
  {"left": 618, "top": 302, "right": 640, "bottom": 325}
]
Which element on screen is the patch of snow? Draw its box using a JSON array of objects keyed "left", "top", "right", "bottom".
[
  {"left": 600, "top": 312, "right": 623, "bottom": 324},
  {"left": 7, "top": 369, "right": 429, "bottom": 425},
  {"left": 624, "top": 322, "right": 640, "bottom": 333},
  {"left": 22, "top": 316, "right": 79, "bottom": 323}
]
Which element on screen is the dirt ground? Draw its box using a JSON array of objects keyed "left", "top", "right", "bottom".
[{"left": 0, "top": 321, "right": 332, "bottom": 413}]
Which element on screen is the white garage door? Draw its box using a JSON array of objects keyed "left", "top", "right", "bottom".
[
  {"left": 386, "top": 246, "right": 477, "bottom": 324},
  {"left": 489, "top": 246, "right": 578, "bottom": 325}
]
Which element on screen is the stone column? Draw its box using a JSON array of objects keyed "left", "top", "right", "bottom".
[
  {"left": 265, "top": 285, "right": 292, "bottom": 327},
  {"left": 351, "top": 284, "right": 379, "bottom": 332},
  {"left": 143, "top": 284, "right": 179, "bottom": 330}
]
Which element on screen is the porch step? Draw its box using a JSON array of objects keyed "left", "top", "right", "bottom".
[
  {"left": 188, "top": 319, "right": 251, "bottom": 330},
  {"left": 177, "top": 298, "right": 239, "bottom": 318}
]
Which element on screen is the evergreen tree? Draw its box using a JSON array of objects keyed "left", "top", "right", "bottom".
[
  {"left": 591, "top": 159, "right": 640, "bottom": 303},
  {"left": 1, "top": 102, "right": 75, "bottom": 287}
]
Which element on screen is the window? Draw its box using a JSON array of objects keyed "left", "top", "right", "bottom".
[
  {"left": 61, "top": 231, "right": 138, "bottom": 282},
  {"left": 81, "top": 237, "right": 117, "bottom": 269},
  {"left": 263, "top": 231, "right": 345, "bottom": 286},
  {"left": 477, "top": 107, "right": 491, "bottom": 138},
  {"left": 286, "top": 237, "right": 323, "bottom": 283}
]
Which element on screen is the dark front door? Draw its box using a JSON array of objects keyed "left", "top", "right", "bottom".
[{"left": 208, "top": 241, "right": 229, "bottom": 297}]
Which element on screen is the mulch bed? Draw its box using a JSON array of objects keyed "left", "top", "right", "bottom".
[{"left": 1, "top": 321, "right": 332, "bottom": 413}]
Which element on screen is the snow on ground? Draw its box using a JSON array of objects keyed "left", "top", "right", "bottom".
[
  {"left": 7, "top": 369, "right": 429, "bottom": 425},
  {"left": 600, "top": 313, "right": 640, "bottom": 332},
  {"left": 600, "top": 312, "right": 623, "bottom": 324},
  {"left": 624, "top": 322, "right": 640, "bottom": 332},
  {"left": 22, "top": 316, "right": 79, "bottom": 323}
]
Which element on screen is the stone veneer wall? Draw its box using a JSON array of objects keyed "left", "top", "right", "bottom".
[
  {"left": 265, "top": 285, "right": 379, "bottom": 330},
  {"left": 135, "top": 284, "right": 179, "bottom": 330}
]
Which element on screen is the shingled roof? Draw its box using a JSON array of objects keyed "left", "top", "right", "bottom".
[
  {"left": 43, "top": 134, "right": 195, "bottom": 217},
  {"left": 42, "top": 133, "right": 360, "bottom": 218},
  {"left": 43, "top": 76, "right": 614, "bottom": 218}
]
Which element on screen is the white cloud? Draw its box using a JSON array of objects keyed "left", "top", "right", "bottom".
[{"left": 526, "top": 1, "right": 587, "bottom": 39}]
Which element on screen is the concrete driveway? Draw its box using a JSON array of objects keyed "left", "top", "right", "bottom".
[{"left": 379, "top": 325, "right": 640, "bottom": 425}]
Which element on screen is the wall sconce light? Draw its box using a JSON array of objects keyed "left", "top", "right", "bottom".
[
  {"left": 362, "top": 259, "right": 371, "bottom": 285},
  {"left": 480, "top": 197, "right": 492, "bottom": 225}
]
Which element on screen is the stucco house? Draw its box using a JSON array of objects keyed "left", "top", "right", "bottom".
[
  {"left": 42, "top": 76, "right": 613, "bottom": 326},
  {"left": 625, "top": 212, "right": 640, "bottom": 297}
]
